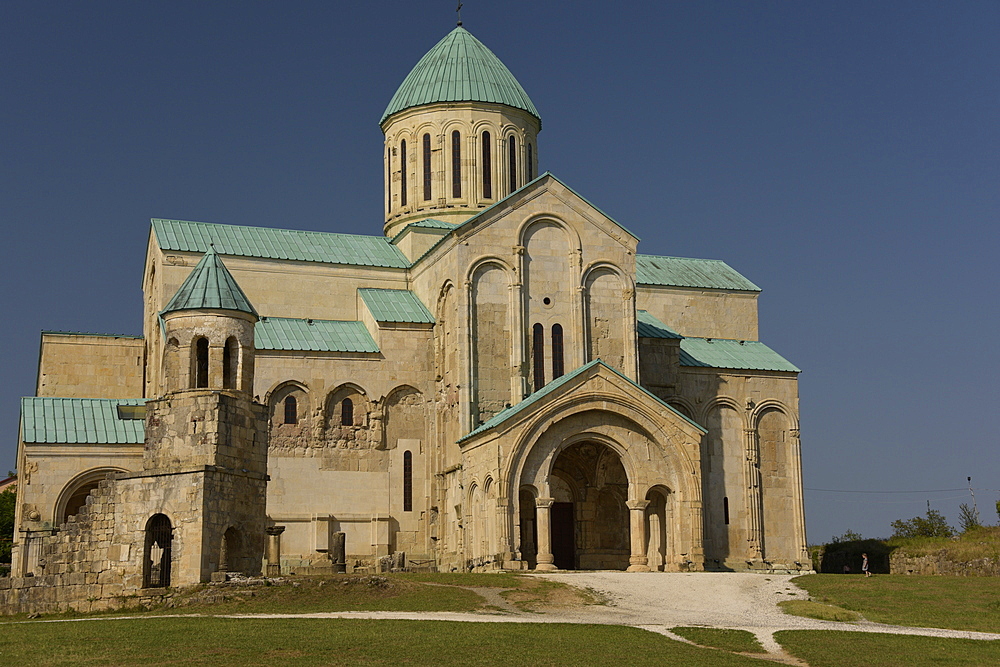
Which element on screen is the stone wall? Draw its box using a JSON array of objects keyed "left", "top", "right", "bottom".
[
  {"left": 37, "top": 333, "right": 144, "bottom": 399},
  {"left": 890, "top": 552, "right": 1000, "bottom": 576}
]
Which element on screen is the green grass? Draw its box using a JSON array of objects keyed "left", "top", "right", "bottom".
[
  {"left": 792, "top": 574, "right": 1000, "bottom": 632},
  {"left": 671, "top": 627, "right": 766, "bottom": 653},
  {"left": 778, "top": 599, "right": 861, "bottom": 622},
  {"left": 775, "top": 630, "right": 1000, "bottom": 667},
  {"left": 0, "top": 617, "right": 768, "bottom": 666}
]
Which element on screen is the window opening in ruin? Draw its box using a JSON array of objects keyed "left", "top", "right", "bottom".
[
  {"left": 527, "top": 143, "right": 534, "bottom": 181},
  {"left": 532, "top": 323, "right": 545, "bottom": 391},
  {"left": 222, "top": 337, "right": 238, "bottom": 389},
  {"left": 552, "top": 324, "right": 564, "bottom": 379},
  {"left": 194, "top": 337, "right": 209, "bottom": 388},
  {"left": 219, "top": 526, "right": 242, "bottom": 573},
  {"left": 400, "top": 140, "right": 407, "bottom": 206},
  {"left": 62, "top": 481, "right": 101, "bottom": 524},
  {"left": 508, "top": 135, "right": 517, "bottom": 192},
  {"left": 341, "top": 397, "right": 354, "bottom": 426},
  {"left": 422, "top": 133, "right": 432, "bottom": 201},
  {"left": 723, "top": 496, "right": 730, "bottom": 525},
  {"left": 284, "top": 396, "right": 297, "bottom": 424},
  {"left": 481, "top": 131, "right": 492, "bottom": 199},
  {"left": 143, "top": 513, "right": 172, "bottom": 588},
  {"left": 452, "top": 130, "right": 462, "bottom": 198},
  {"left": 403, "top": 450, "right": 413, "bottom": 512}
]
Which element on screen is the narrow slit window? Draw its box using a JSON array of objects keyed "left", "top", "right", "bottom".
[
  {"left": 400, "top": 140, "right": 407, "bottom": 206},
  {"left": 527, "top": 143, "right": 534, "bottom": 181},
  {"left": 341, "top": 398, "right": 354, "bottom": 426},
  {"left": 723, "top": 497, "right": 730, "bottom": 525},
  {"left": 222, "top": 337, "right": 238, "bottom": 389},
  {"left": 422, "top": 133, "right": 432, "bottom": 201},
  {"left": 451, "top": 130, "right": 461, "bottom": 198},
  {"left": 532, "top": 323, "right": 545, "bottom": 391},
  {"left": 481, "top": 131, "right": 492, "bottom": 199},
  {"left": 551, "top": 324, "right": 564, "bottom": 379},
  {"left": 284, "top": 396, "right": 297, "bottom": 425},
  {"left": 194, "top": 338, "right": 209, "bottom": 388},
  {"left": 403, "top": 450, "right": 413, "bottom": 512},
  {"left": 508, "top": 135, "right": 517, "bottom": 192}
]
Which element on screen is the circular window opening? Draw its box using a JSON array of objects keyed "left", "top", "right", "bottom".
[{"left": 543, "top": 297, "right": 551, "bottom": 305}]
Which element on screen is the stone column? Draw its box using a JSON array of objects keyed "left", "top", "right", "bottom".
[
  {"left": 627, "top": 499, "right": 651, "bottom": 572},
  {"left": 534, "top": 497, "right": 557, "bottom": 571},
  {"left": 744, "top": 428, "right": 764, "bottom": 560},
  {"left": 789, "top": 429, "right": 810, "bottom": 564},
  {"left": 265, "top": 526, "right": 285, "bottom": 576}
]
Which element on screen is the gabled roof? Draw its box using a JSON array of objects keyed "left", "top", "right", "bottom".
[
  {"left": 359, "top": 288, "right": 435, "bottom": 324},
  {"left": 637, "top": 310, "right": 683, "bottom": 339},
  {"left": 255, "top": 317, "right": 379, "bottom": 353},
  {"left": 390, "top": 218, "right": 458, "bottom": 244},
  {"left": 459, "top": 359, "right": 706, "bottom": 443},
  {"left": 636, "top": 255, "right": 760, "bottom": 292},
  {"left": 680, "top": 338, "right": 799, "bottom": 373},
  {"left": 21, "top": 397, "right": 146, "bottom": 444},
  {"left": 162, "top": 247, "right": 258, "bottom": 317},
  {"left": 381, "top": 26, "right": 540, "bottom": 125},
  {"left": 153, "top": 218, "right": 409, "bottom": 269}
]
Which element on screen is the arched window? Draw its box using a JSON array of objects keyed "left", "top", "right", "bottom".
[
  {"left": 481, "top": 131, "right": 492, "bottom": 199},
  {"left": 422, "top": 133, "right": 432, "bottom": 201},
  {"left": 400, "top": 140, "right": 407, "bottom": 206},
  {"left": 551, "top": 324, "right": 564, "bottom": 379},
  {"left": 222, "top": 337, "right": 238, "bottom": 390},
  {"left": 532, "top": 323, "right": 545, "bottom": 391},
  {"left": 284, "top": 396, "right": 297, "bottom": 425},
  {"left": 451, "top": 130, "right": 462, "bottom": 198},
  {"left": 341, "top": 397, "right": 354, "bottom": 426},
  {"left": 194, "top": 337, "right": 209, "bottom": 388},
  {"left": 508, "top": 135, "right": 517, "bottom": 192},
  {"left": 143, "top": 514, "right": 172, "bottom": 588},
  {"left": 527, "top": 143, "right": 534, "bottom": 181},
  {"left": 403, "top": 450, "right": 413, "bottom": 512},
  {"left": 723, "top": 496, "right": 730, "bottom": 525}
]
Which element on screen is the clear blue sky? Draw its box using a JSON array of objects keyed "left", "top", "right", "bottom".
[{"left": 2, "top": 1, "right": 998, "bottom": 544}]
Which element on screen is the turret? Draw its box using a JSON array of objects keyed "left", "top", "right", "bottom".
[{"left": 380, "top": 27, "right": 541, "bottom": 237}]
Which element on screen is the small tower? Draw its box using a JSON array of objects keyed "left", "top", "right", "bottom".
[
  {"left": 135, "top": 248, "right": 268, "bottom": 585},
  {"left": 381, "top": 27, "right": 542, "bottom": 236}
]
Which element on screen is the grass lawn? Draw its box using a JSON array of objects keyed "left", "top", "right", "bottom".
[
  {"left": 775, "top": 630, "right": 1000, "bottom": 667},
  {"left": 671, "top": 627, "right": 766, "bottom": 653},
  {"left": 0, "top": 617, "right": 768, "bottom": 666},
  {"left": 778, "top": 599, "right": 861, "bottom": 622},
  {"left": 792, "top": 574, "right": 1000, "bottom": 633}
]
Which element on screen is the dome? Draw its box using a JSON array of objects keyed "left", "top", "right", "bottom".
[{"left": 380, "top": 27, "right": 540, "bottom": 126}]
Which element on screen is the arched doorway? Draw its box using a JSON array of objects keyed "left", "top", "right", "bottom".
[
  {"left": 549, "top": 441, "right": 630, "bottom": 570},
  {"left": 645, "top": 486, "right": 673, "bottom": 571},
  {"left": 143, "top": 514, "right": 173, "bottom": 588}
]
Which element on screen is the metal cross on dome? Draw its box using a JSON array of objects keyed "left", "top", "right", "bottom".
[{"left": 456, "top": 2, "right": 463, "bottom": 26}]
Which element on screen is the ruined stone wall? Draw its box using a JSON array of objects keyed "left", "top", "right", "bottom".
[{"left": 891, "top": 552, "right": 1000, "bottom": 576}]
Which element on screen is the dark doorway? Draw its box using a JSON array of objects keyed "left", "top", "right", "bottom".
[
  {"left": 143, "top": 513, "right": 172, "bottom": 588},
  {"left": 551, "top": 502, "right": 575, "bottom": 569}
]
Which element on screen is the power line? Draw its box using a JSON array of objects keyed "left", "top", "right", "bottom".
[{"left": 805, "top": 487, "right": 969, "bottom": 494}]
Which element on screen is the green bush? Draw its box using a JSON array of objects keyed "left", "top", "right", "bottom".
[{"left": 891, "top": 509, "right": 953, "bottom": 539}]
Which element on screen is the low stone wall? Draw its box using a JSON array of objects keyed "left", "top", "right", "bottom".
[
  {"left": 890, "top": 552, "right": 1000, "bottom": 576},
  {"left": 0, "top": 575, "right": 170, "bottom": 616}
]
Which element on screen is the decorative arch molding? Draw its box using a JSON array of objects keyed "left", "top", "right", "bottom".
[
  {"left": 517, "top": 214, "right": 583, "bottom": 254},
  {"left": 580, "top": 260, "right": 632, "bottom": 289},
  {"left": 466, "top": 255, "right": 516, "bottom": 284},
  {"left": 698, "top": 396, "right": 747, "bottom": 429},
  {"left": 665, "top": 397, "right": 698, "bottom": 421},
  {"left": 750, "top": 400, "right": 799, "bottom": 430},
  {"left": 54, "top": 467, "right": 127, "bottom": 526},
  {"left": 264, "top": 379, "right": 309, "bottom": 406},
  {"left": 470, "top": 119, "right": 501, "bottom": 137}
]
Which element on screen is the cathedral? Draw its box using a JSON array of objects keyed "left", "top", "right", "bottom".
[{"left": 9, "top": 26, "right": 808, "bottom": 599}]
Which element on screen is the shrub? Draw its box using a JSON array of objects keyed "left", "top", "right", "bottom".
[{"left": 891, "top": 509, "right": 953, "bottom": 539}]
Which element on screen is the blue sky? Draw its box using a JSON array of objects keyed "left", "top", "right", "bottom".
[{"left": 2, "top": 1, "right": 998, "bottom": 543}]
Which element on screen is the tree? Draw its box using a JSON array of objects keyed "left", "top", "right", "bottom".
[
  {"left": 0, "top": 486, "right": 15, "bottom": 563},
  {"left": 830, "top": 529, "right": 863, "bottom": 543},
  {"left": 958, "top": 503, "right": 982, "bottom": 533},
  {"left": 891, "top": 508, "right": 954, "bottom": 539}
]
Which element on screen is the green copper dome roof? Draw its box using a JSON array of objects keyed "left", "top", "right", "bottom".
[
  {"left": 381, "top": 27, "right": 540, "bottom": 126},
  {"left": 162, "top": 246, "right": 258, "bottom": 317}
]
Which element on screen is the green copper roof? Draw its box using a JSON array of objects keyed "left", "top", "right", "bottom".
[
  {"left": 153, "top": 219, "right": 409, "bottom": 269},
  {"left": 255, "top": 317, "right": 379, "bottom": 353},
  {"left": 359, "top": 288, "right": 435, "bottom": 324},
  {"left": 381, "top": 27, "right": 540, "bottom": 125},
  {"left": 636, "top": 255, "right": 761, "bottom": 292},
  {"left": 637, "top": 310, "right": 683, "bottom": 339},
  {"left": 460, "top": 359, "right": 705, "bottom": 443},
  {"left": 679, "top": 338, "right": 799, "bottom": 373},
  {"left": 162, "top": 247, "right": 258, "bottom": 317},
  {"left": 21, "top": 397, "right": 146, "bottom": 444}
]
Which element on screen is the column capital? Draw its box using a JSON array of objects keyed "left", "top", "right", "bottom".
[
  {"left": 626, "top": 499, "right": 650, "bottom": 511},
  {"left": 535, "top": 497, "right": 555, "bottom": 509},
  {"left": 265, "top": 526, "right": 286, "bottom": 536}
]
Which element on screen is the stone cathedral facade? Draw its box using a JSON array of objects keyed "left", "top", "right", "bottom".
[{"left": 9, "top": 27, "right": 808, "bottom": 599}]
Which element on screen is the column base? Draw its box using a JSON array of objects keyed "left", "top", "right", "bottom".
[
  {"left": 534, "top": 563, "right": 559, "bottom": 571},
  {"left": 626, "top": 564, "right": 651, "bottom": 572}
]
